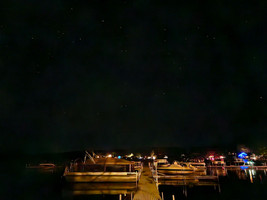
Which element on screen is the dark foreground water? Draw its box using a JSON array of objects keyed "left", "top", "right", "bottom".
[
  {"left": 1, "top": 164, "right": 267, "bottom": 200},
  {"left": 159, "top": 168, "right": 267, "bottom": 200}
]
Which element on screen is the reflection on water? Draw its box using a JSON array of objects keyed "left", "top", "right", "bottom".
[
  {"left": 208, "top": 167, "right": 227, "bottom": 176},
  {"left": 207, "top": 167, "right": 267, "bottom": 184},
  {"left": 159, "top": 167, "right": 267, "bottom": 200},
  {"left": 62, "top": 183, "right": 136, "bottom": 200},
  {"left": 4, "top": 166, "right": 267, "bottom": 200}
]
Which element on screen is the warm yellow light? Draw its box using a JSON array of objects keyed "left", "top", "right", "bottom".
[{"left": 127, "top": 153, "right": 134, "bottom": 158}]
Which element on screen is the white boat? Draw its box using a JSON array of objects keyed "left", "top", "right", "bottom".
[
  {"left": 185, "top": 162, "right": 206, "bottom": 171},
  {"left": 156, "top": 159, "right": 169, "bottom": 167},
  {"left": 157, "top": 161, "right": 194, "bottom": 175},
  {"left": 233, "top": 158, "right": 246, "bottom": 166},
  {"left": 26, "top": 163, "right": 56, "bottom": 169},
  {"left": 212, "top": 159, "right": 226, "bottom": 166}
]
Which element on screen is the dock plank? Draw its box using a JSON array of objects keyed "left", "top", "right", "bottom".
[{"left": 134, "top": 166, "right": 161, "bottom": 200}]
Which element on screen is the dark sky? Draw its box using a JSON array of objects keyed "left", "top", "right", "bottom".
[{"left": 1, "top": 0, "right": 266, "bottom": 153}]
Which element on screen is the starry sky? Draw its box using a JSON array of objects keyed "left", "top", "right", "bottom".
[{"left": 1, "top": 0, "right": 266, "bottom": 153}]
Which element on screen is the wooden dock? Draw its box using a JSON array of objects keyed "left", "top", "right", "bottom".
[{"left": 133, "top": 166, "right": 161, "bottom": 200}]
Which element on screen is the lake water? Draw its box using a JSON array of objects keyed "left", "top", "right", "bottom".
[
  {"left": 159, "top": 167, "right": 267, "bottom": 200},
  {"left": 1, "top": 164, "right": 267, "bottom": 199}
]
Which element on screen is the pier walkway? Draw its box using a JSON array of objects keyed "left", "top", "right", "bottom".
[{"left": 134, "top": 165, "right": 161, "bottom": 200}]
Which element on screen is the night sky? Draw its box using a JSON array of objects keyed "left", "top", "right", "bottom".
[{"left": 1, "top": 1, "right": 266, "bottom": 153}]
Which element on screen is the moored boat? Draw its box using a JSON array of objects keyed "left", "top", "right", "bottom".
[
  {"left": 184, "top": 162, "right": 206, "bottom": 171},
  {"left": 157, "top": 161, "right": 195, "bottom": 175},
  {"left": 156, "top": 158, "right": 169, "bottom": 167},
  {"left": 63, "top": 152, "right": 141, "bottom": 183},
  {"left": 26, "top": 163, "right": 56, "bottom": 169}
]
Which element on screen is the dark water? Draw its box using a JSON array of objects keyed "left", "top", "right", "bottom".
[
  {"left": 159, "top": 168, "right": 267, "bottom": 200},
  {"left": 1, "top": 164, "right": 267, "bottom": 200}
]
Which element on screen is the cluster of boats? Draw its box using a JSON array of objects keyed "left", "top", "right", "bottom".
[
  {"left": 25, "top": 151, "right": 267, "bottom": 198},
  {"left": 26, "top": 153, "right": 208, "bottom": 183}
]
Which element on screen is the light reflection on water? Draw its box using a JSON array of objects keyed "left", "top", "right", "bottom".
[
  {"left": 207, "top": 167, "right": 267, "bottom": 183},
  {"left": 62, "top": 183, "right": 136, "bottom": 200},
  {"left": 4, "top": 166, "right": 267, "bottom": 200},
  {"left": 159, "top": 167, "right": 267, "bottom": 200},
  {"left": 61, "top": 168, "right": 267, "bottom": 199}
]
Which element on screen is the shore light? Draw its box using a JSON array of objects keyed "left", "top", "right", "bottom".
[
  {"left": 127, "top": 153, "right": 134, "bottom": 158},
  {"left": 238, "top": 152, "right": 247, "bottom": 159},
  {"left": 209, "top": 155, "right": 214, "bottom": 161}
]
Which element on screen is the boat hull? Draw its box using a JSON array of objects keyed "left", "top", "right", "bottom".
[
  {"left": 193, "top": 167, "right": 206, "bottom": 172},
  {"left": 158, "top": 169, "right": 194, "bottom": 175},
  {"left": 64, "top": 172, "right": 137, "bottom": 183}
]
